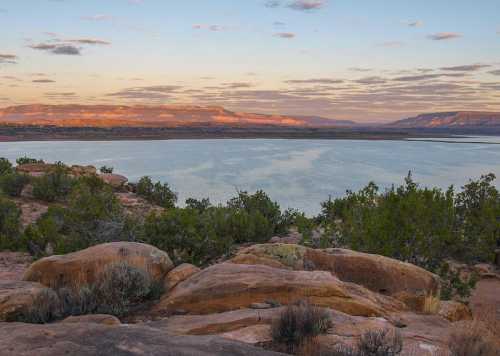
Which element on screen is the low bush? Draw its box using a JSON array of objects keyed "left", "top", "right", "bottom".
[
  {"left": 0, "top": 158, "right": 13, "bottom": 175},
  {"left": 16, "top": 156, "right": 44, "bottom": 165},
  {"left": 32, "top": 165, "right": 74, "bottom": 202},
  {"left": 99, "top": 166, "right": 114, "bottom": 174},
  {"left": 94, "top": 262, "right": 153, "bottom": 316},
  {"left": 357, "top": 329, "right": 403, "bottom": 356},
  {"left": 16, "top": 288, "right": 61, "bottom": 324},
  {"left": 271, "top": 300, "right": 332, "bottom": 353},
  {"left": 137, "top": 176, "right": 177, "bottom": 209},
  {"left": 0, "top": 172, "right": 30, "bottom": 197},
  {"left": 0, "top": 196, "right": 22, "bottom": 250}
]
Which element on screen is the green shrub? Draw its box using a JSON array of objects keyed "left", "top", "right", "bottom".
[
  {"left": 319, "top": 172, "right": 499, "bottom": 270},
  {"left": 16, "top": 156, "right": 44, "bottom": 165},
  {"left": 0, "top": 172, "right": 30, "bottom": 197},
  {"left": 32, "top": 165, "right": 74, "bottom": 202},
  {"left": 99, "top": 166, "right": 114, "bottom": 174},
  {"left": 271, "top": 300, "right": 332, "bottom": 353},
  {"left": 24, "top": 178, "right": 140, "bottom": 255},
  {"left": 0, "top": 158, "right": 13, "bottom": 175},
  {"left": 0, "top": 197, "right": 22, "bottom": 250},
  {"left": 137, "top": 176, "right": 177, "bottom": 209}
]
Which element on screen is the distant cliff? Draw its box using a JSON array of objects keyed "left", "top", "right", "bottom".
[{"left": 389, "top": 111, "right": 500, "bottom": 129}]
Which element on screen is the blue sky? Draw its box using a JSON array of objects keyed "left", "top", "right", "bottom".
[{"left": 0, "top": 0, "right": 499, "bottom": 121}]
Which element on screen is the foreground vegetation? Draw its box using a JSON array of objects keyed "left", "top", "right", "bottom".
[{"left": 0, "top": 157, "right": 498, "bottom": 296}]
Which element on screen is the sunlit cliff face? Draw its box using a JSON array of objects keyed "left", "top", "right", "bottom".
[{"left": 0, "top": 104, "right": 337, "bottom": 128}]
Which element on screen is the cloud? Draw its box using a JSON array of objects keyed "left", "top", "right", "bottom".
[
  {"left": 440, "top": 64, "right": 491, "bottom": 72},
  {"left": 81, "top": 14, "right": 114, "bottom": 22},
  {"left": 354, "top": 76, "right": 387, "bottom": 85},
  {"left": 274, "top": 32, "right": 296, "bottom": 39},
  {"left": 107, "top": 85, "right": 183, "bottom": 101},
  {"left": 192, "top": 24, "right": 227, "bottom": 32},
  {"left": 32, "top": 79, "right": 56, "bottom": 83},
  {"left": 288, "top": 0, "right": 326, "bottom": 11},
  {"left": 28, "top": 35, "right": 110, "bottom": 55},
  {"left": 349, "top": 67, "right": 372, "bottom": 72},
  {"left": 273, "top": 21, "right": 286, "bottom": 26},
  {"left": 264, "top": 0, "right": 281, "bottom": 8},
  {"left": 404, "top": 20, "right": 423, "bottom": 27},
  {"left": 44, "top": 92, "right": 77, "bottom": 99},
  {"left": 0, "top": 53, "right": 18, "bottom": 64},
  {"left": 29, "top": 43, "right": 82, "bottom": 55},
  {"left": 427, "top": 32, "right": 462, "bottom": 41},
  {"left": 393, "top": 73, "right": 466, "bottom": 81},
  {"left": 378, "top": 41, "right": 404, "bottom": 48},
  {"left": 223, "top": 82, "right": 254, "bottom": 89},
  {"left": 489, "top": 69, "right": 500, "bottom": 76},
  {"left": 68, "top": 38, "right": 111, "bottom": 45},
  {"left": 285, "top": 78, "right": 344, "bottom": 85}
]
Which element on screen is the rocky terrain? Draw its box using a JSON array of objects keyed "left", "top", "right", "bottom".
[
  {"left": 0, "top": 162, "right": 499, "bottom": 355},
  {"left": 1, "top": 240, "right": 499, "bottom": 355}
]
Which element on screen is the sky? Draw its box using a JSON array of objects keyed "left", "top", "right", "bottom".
[{"left": 0, "top": 0, "right": 499, "bottom": 122}]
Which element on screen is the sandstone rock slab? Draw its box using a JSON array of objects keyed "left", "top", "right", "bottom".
[{"left": 24, "top": 242, "right": 174, "bottom": 290}]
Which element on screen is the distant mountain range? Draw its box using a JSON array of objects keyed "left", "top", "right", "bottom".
[
  {"left": 0, "top": 104, "right": 354, "bottom": 128},
  {"left": 388, "top": 111, "right": 500, "bottom": 129},
  {"left": 0, "top": 105, "right": 499, "bottom": 131}
]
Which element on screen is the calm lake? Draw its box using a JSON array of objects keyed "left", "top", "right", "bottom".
[{"left": 1, "top": 137, "right": 499, "bottom": 215}]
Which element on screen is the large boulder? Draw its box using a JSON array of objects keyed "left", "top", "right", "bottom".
[
  {"left": 0, "top": 322, "right": 287, "bottom": 356},
  {"left": 231, "top": 244, "right": 441, "bottom": 313},
  {"left": 23, "top": 242, "right": 174, "bottom": 290},
  {"left": 153, "top": 263, "right": 405, "bottom": 317},
  {"left": 99, "top": 173, "right": 128, "bottom": 189},
  {"left": 0, "top": 280, "right": 48, "bottom": 321}
]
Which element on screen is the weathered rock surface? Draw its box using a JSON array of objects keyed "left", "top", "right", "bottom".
[
  {"left": 61, "top": 314, "right": 121, "bottom": 326},
  {"left": 231, "top": 244, "right": 440, "bottom": 313},
  {"left": 438, "top": 301, "right": 472, "bottom": 322},
  {"left": 0, "top": 322, "right": 287, "bottom": 356},
  {"left": 69, "top": 165, "right": 97, "bottom": 177},
  {"left": 0, "top": 252, "right": 31, "bottom": 281},
  {"left": 164, "top": 263, "right": 201, "bottom": 292},
  {"left": 115, "top": 192, "right": 164, "bottom": 219},
  {"left": 154, "top": 262, "right": 405, "bottom": 317},
  {"left": 23, "top": 242, "right": 174, "bottom": 290},
  {"left": 0, "top": 280, "right": 47, "bottom": 321},
  {"left": 12, "top": 198, "right": 49, "bottom": 228},
  {"left": 16, "top": 163, "right": 55, "bottom": 177},
  {"left": 149, "top": 308, "right": 282, "bottom": 336},
  {"left": 99, "top": 173, "right": 128, "bottom": 188}
]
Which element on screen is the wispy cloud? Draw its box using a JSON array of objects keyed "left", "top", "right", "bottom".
[
  {"left": 489, "top": 69, "right": 500, "bottom": 76},
  {"left": 288, "top": 0, "right": 326, "bottom": 11},
  {"left": 81, "top": 14, "right": 114, "bottom": 22},
  {"left": 427, "top": 32, "right": 462, "bottom": 41},
  {"left": 440, "top": 64, "right": 491, "bottom": 72},
  {"left": 378, "top": 41, "right": 404, "bottom": 48},
  {"left": 404, "top": 20, "right": 423, "bottom": 27},
  {"left": 192, "top": 24, "right": 228, "bottom": 32},
  {"left": 0, "top": 54, "right": 18, "bottom": 64},
  {"left": 107, "top": 85, "right": 183, "bottom": 101},
  {"left": 285, "top": 78, "right": 343, "bottom": 84},
  {"left": 33, "top": 79, "right": 56, "bottom": 83},
  {"left": 264, "top": 0, "right": 281, "bottom": 8},
  {"left": 274, "top": 32, "right": 296, "bottom": 39},
  {"left": 29, "top": 43, "right": 82, "bottom": 55}
]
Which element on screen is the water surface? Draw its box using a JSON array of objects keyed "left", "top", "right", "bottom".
[{"left": 1, "top": 138, "right": 499, "bottom": 215}]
